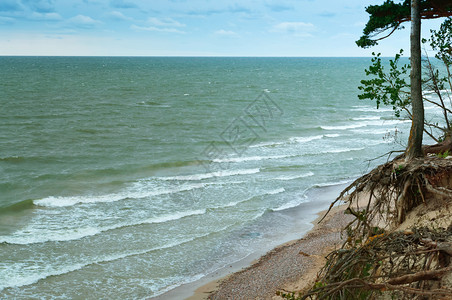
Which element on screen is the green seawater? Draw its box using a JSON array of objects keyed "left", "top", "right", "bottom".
[{"left": 0, "top": 57, "right": 414, "bottom": 298}]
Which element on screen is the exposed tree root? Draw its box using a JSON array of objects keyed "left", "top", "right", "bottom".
[
  {"left": 286, "top": 155, "right": 452, "bottom": 300},
  {"left": 298, "top": 227, "right": 452, "bottom": 299},
  {"left": 321, "top": 156, "right": 452, "bottom": 242}
]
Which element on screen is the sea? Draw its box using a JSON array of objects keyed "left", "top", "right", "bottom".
[{"left": 0, "top": 57, "right": 432, "bottom": 299}]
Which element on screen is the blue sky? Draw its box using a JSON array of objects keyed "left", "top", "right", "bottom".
[{"left": 0, "top": 0, "right": 445, "bottom": 56}]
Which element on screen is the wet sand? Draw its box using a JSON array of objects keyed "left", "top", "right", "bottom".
[{"left": 189, "top": 203, "right": 352, "bottom": 299}]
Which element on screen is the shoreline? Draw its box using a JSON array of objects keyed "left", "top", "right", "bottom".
[
  {"left": 195, "top": 202, "right": 351, "bottom": 299},
  {"left": 157, "top": 183, "right": 353, "bottom": 300}
]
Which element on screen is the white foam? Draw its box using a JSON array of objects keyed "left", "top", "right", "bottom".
[
  {"left": 0, "top": 237, "right": 200, "bottom": 291},
  {"left": 249, "top": 141, "right": 285, "bottom": 148},
  {"left": 275, "top": 172, "right": 314, "bottom": 181},
  {"left": 352, "top": 116, "right": 381, "bottom": 120},
  {"left": 212, "top": 155, "right": 292, "bottom": 163},
  {"left": 266, "top": 187, "right": 285, "bottom": 195},
  {"left": 159, "top": 168, "right": 260, "bottom": 181},
  {"left": 272, "top": 197, "right": 308, "bottom": 212},
  {"left": 313, "top": 179, "right": 353, "bottom": 188},
  {"left": 216, "top": 188, "right": 285, "bottom": 209},
  {"left": 289, "top": 135, "right": 323, "bottom": 143},
  {"left": 351, "top": 128, "right": 397, "bottom": 135},
  {"left": 423, "top": 89, "right": 451, "bottom": 94},
  {"left": 321, "top": 119, "right": 410, "bottom": 131},
  {"left": 324, "top": 134, "right": 341, "bottom": 138},
  {"left": 0, "top": 209, "right": 207, "bottom": 245},
  {"left": 320, "top": 147, "right": 365, "bottom": 154},
  {"left": 350, "top": 107, "right": 393, "bottom": 112},
  {"left": 321, "top": 124, "right": 367, "bottom": 130},
  {"left": 33, "top": 183, "right": 207, "bottom": 207}
]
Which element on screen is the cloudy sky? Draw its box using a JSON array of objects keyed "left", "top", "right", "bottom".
[{"left": 0, "top": 0, "right": 445, "bottom": 56}]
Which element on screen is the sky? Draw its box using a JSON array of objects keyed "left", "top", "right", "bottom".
[{"left": 0, "top": 0, "right": 446, "bottom": 56}]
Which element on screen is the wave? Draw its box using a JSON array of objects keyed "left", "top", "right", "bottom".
[
  {"left": 351, "top": 128, "right": 396, "bottom": 135},
  {"left": 274, "top": 172, "right": 314, "bottom": 181},
  {"left": 350, "top": 106, "right": 394, "bottom": 112},
  {"left": 320, "top": 147, "right": 365, "bottom": 154},
  {"left": 33, "top": 183, "right": 207, "bottom": 208},
  {"left": 289, "top": 135, "right": 323, "bottom": 143},
  {"left": 249, "top": 141, "right": 285, "bottom": 148},
  {"left": 250, "top": 134, "right": 339, "bottom": 149},
  {"left": 214, "top": 188, "right": 286, "bottom": 209},
  {"left": 272, "top": 197, "right": 308, "bottom": 212},
  {"left": 266, "top": 187, "right": 285, "bottom": 195},
  {"left": 0, "top": 199, "right": 35, "bottom": 214},
  {"left": 313, "top": 179, "right": 353, "bottom": 188},
  {"left": 158, "top": 168, "right": 260, "bottom": 181},
  {"left": 321, "top": 124, "right": 367, "bottom": 130},
  {"left": 423, "top": 89, "right": 451, "bottom": 94},
  {"left": 0, "top": 156, "right": 25, "bottom": 162},
  {"left": 0, "top": 209, "right": 207, "bottom": 245},
  {"left": 212, "top": 155, "right": 293, "bottom": 163},
  {"left": 136, "top": 101, "right": 171, "bottom": 108},
  {"left": 0, "top": 236, "right": 200, "bottom": 292},
  {"left": 322, "top": 119, "right": 410, "bottom": 131},
  {"left": 352, "top": 116, "right": 381, "bottom": 120},
  {"left": 0, "top": 224, "right": 237, "bottom": 292}
]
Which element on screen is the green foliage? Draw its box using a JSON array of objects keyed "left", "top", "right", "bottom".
[
  {"left": 276, "top": 291, "right": 302, "bottom": 300},
  {"left": 394, "top": 164, "right": 405, "bottom": 175},
  {"left": 358, "top": 50, "right": 410, "bottom": 117},
  {"left": 436, "top": 150, "right": 450, "bottom": 158},
  {"left": 358, "top": 17, "right": 452, "bottom": 142},
  {"left": 357, "top": 0, "right": 452, "bottom": 48},
  {"left": 429, "top": 17, "right": 452, "bottom": 66},
  {"left": 357, "top": 0, "right": 409, "bottom": 48}
]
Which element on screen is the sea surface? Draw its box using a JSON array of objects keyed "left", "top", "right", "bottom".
[{"left": 0, "top": 57, "right": 432, "bottom": 299}]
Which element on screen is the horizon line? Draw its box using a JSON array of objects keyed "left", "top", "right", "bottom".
[{"left": 0, "top": 55, "right": 394, "bottom": 58}]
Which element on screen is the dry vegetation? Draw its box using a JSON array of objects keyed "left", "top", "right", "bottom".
[{"left": 280, "top": 155, "right": 452, "bottom": 299}]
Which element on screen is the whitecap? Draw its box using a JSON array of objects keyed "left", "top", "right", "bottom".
[
  {"left": 158, "top": 168, "right": 260, "bottom": 181},
  {"left": 274, "top": 172, "right": 314, "bottom": 181},
  {"left": 321, "top": 123, "right": 367, "bottom": 130},
  {"left": 350, "top": 107, "right": 393, "bottom": 112},
  {"left": 0, "top": 237, "right": 201, "bottom": 291},
  {"left": 0, "top": 209, "right": 207, "bottom": 245},
  {"left": 33, "top": 184, "right": 207, "bottom": 208},
  {"left": 320, "top": 147, "right": 365, "bottom": 154},
  {"left": 212, "top": 155, "right": 293, "bottom": 163},
  {"left": 313, "top": 179, "right": 353, "bottom": 188},
  {"left": 249, "top": 141, "right": 285, "bottom": 148},
  {"left": 272, "top": 197, "right": 308, "bottom": 212},
  {"left": 266, "top": 187, "right": 285, "bottom": 195},
  {"left": 352, "top": 116, "right": 381, "bottom": 120},
  {"left": 289, "top": 135, "right": 323, "bottom": 143}
]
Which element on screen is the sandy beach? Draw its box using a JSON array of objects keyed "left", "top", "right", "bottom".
[{"left": 187, "top": 202, "right": 353, "bottom": 300}]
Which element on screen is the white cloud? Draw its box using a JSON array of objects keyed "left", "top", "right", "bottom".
[
  {"left": 0, "top": 16, "right": 15, "bottom": 24},
  {"left": 130, "top": 17, "right": 186, "bottom": 34},
  {"left": 110, "top": 0, "right": 138, "bottom": 9},
  {"left": 31, "top": 12, "right": 62, "bottom": 21},
  {"left": 147, "top": 17, "right": 185, "bottom": 28},
  {"left": 130, "top": 24, "right": 185, "bottom": 34},
  {"left": 214, "top": 29, "right": 237, "bottom": 36},
  {"left": 69, "top": 15, "right": 102, "bottom": 27},
  {"left": 108, "top": 11, "right": 132, "bottom": 21},
  {"left": 271, "top": 21, "right": 316, "bottom": 37}
]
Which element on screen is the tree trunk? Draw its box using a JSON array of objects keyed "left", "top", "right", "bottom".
[{"left": 406, "top": 0, "right": 424, "bottom": 160}]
